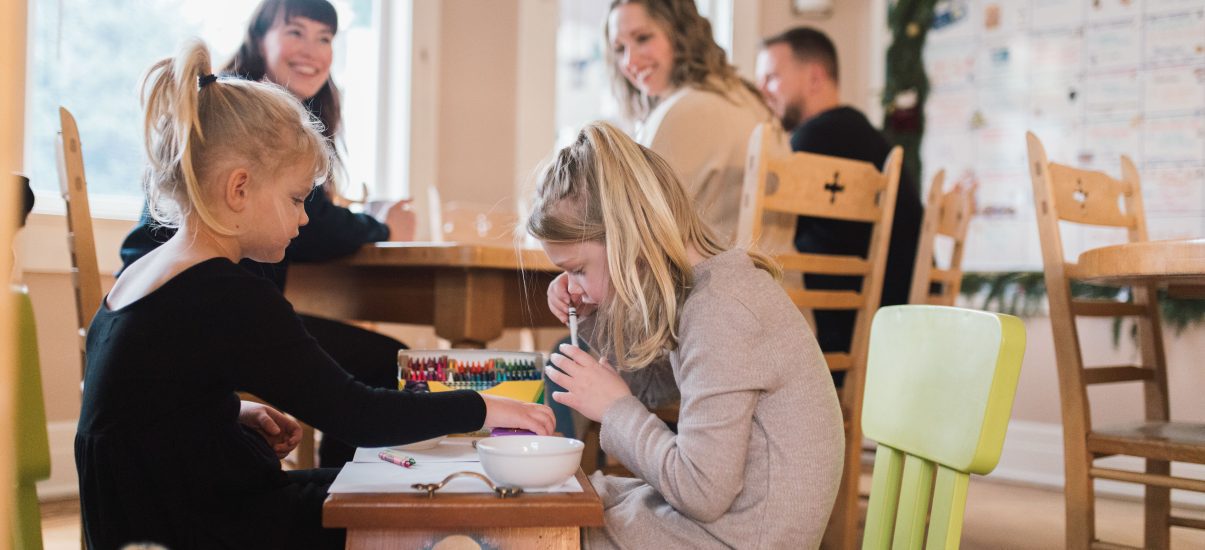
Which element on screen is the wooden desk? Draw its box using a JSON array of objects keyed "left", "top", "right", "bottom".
[
  {"left": 285, "top": 242, "right": 563, "bottom": 348},
  {"left": 1071, "top": 238, "right": 1205, "bottom": 297},
  {"left": 324, "top": 470, "right": 604, "bottom": 549}
]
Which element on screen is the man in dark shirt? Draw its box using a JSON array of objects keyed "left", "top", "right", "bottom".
[{"left": 756, "top": 27, "right": 923, "bottom": 381}]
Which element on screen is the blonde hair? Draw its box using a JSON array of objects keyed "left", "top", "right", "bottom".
[
  {"left": 605, "top": 0, "right": 763, "bottom": 121},
  {"left": 527, "top": 122, "right": 780, "bottom": 369},
  {"left": 141, "top": 38, "right": 331, "bottom": 234}
]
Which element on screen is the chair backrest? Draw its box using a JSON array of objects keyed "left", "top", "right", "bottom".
[
  {"left": 861, "top": 305, "right": 1026, "bottom": 550},
  {"left": 13, "top": 286, "right": 50, "bottom": 550},
  {"left": 1026, "top": 131, "right": 1148, "bottom": 271},
  {"left": 737, "top": 122, "right": 902, "bottom": 384},
  {"left": 909, "top": 170, "right": 976, "bottom": 305},
  {"left": 1025, "top": 131, "right": 1166, "bottom": 442},
  {"left": 55, "top": 107, "right": 102, "bottom": 364}
]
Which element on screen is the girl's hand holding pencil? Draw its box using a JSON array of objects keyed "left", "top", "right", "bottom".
[{"left": 545, "top": 343, "right": 632, "bottom": 422}]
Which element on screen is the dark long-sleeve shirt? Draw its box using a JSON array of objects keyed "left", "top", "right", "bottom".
[
  {"left": 76, "top": 258, "right": 483, "bottom": 549},
  {"left": 119, "top": 185, "right": 389, "bottom": 290}
]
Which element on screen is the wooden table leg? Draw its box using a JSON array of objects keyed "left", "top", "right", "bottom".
[
  {"left": 435, "top": 269, "right": 505, "bottom": 348},
  {"left": 346, "top": 527, "right": 580, "bottom": 550}
]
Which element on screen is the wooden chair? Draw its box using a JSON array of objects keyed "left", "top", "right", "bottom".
[
  {"left": 909, "top": 170, "right": 975, "bottom": 306},
  {"left": 1026, "top": 131, "right": 1205, "bottom": 549},
  {"left": 13, "top": 287, "right": 51, "bottom": 550},
  {"left": 55, "top": 107, "right": 102, "bottom": 368},
  {"left": 738, "top": 122, "right": 902, "bottom": 550},
  {"left": 861, "top": 305, "right": 1026, "bottom": 549}
]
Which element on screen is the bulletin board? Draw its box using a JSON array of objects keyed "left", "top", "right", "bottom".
[{"left": 920, "top": 0, "right": 1205, "bottom": 271}]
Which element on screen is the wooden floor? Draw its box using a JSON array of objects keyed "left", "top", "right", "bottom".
[{"left": 41, "top": 477, "right": 1205, "bottom": 548}]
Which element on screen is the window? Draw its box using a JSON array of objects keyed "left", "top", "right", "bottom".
[{"left": 24, "top": 0, "right": 381, "bottom": 217}]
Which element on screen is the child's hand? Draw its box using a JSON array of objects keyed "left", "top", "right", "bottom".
[
  {"left": 481, "top": 395, "right": 556, "bottom": 435},
  {"left": 239, "top": 401, "right": 302, "bottom": 459},
  {"left": 545, "top": 343, "right": 631, "bottom": 422},
  {"left": 382, "top": 199, "right": 417, "bottom": 241},
  {"left": 547, "top": 272, "right": 596, "bottom": 323}
]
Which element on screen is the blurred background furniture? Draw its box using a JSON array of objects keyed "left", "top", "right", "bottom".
[
  {"left": 1027, "top": 131, "right": 1205, "bottom": 549},
  {"left": 14, "top": 287, "right": 50, "bottom": 550},
  {"left": 55, "top": 108, "right": 101, "bottom": 371},
  {"left": 909, "top": 169, "right": 975, "bottom": 306}
]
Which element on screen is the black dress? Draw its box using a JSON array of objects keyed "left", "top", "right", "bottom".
[
  {"left": 120, "top": 186, "right": 401, "bottom": 466},
  {"left": 76, "top": 258, "right": 486, "bottom": 550},
  {"left": 789, "top": 107, "right": 924, "bottom": 374}
]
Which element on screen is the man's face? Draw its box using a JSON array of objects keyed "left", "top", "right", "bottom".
[{"left": 756, "top": 43, "right": 809, "bottom": 131}]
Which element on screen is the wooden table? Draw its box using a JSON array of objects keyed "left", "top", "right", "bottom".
[
  {"left": 285, "top": 242, "right": 563, "bottom": 348},
  {"left": 324, "top": 469, "right": 604, "bottom": 549},
  {"left": 1071, "top": 238, "right": 1205, "bottom": 298}
]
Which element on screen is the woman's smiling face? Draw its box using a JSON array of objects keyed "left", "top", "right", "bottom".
[{"left": 260, "top": 14, "right": 333, "bottom": 100}]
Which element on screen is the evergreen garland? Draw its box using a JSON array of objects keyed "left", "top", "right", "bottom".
[
  {"left": 882, "top": 0, "right": 938, "bottom": 188},
  {"left": 959, "top": 272, "right": 1205, "bottom": 345}
]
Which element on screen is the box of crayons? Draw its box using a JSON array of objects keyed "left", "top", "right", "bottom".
[{"left": 397, "top": 349, "right": 545, "bottom": 404}]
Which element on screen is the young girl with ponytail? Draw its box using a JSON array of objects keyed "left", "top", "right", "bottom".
[
  {"left": 530, "top": 122, "right": 844, "bottom": 549},
  {"left": 75, "top": 40, "right": 553, "bottom": 550}
]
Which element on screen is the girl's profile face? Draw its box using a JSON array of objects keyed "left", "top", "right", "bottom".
[
  {"left": 241, "top": 162, "right": 313, "bottom": 263},
  {"left": 608, "top": 3, "right": 675, "bottom": 99},
  {"left": 260, "top": 15, "right": 334, "bottom": 100},
  {"left": 542, "top": 240, "right": 611, "bottom": 307}
]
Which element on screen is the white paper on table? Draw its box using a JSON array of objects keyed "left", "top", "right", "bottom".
[
  {"left": 328, "top": 461, "right": 584, "bottom": 494},
  {"left": 351, "top": 437, "right": 482, "bottom": 463}
]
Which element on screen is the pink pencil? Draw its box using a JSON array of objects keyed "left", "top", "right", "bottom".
[{"left": 378, "top": 449, "right": 416, "bottom": 468}]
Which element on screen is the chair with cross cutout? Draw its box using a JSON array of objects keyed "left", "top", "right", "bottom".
[
  {"left": 1027, "top": 131, "right": 1205, "bottom": 549},
  {"left": 737, "top": 122, "right": 902, "bottom": 550}
]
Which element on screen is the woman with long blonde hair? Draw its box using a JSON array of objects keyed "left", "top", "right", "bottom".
[
  {"left": 530, "top": 122, "right": 843, "bottom": 549},
  {"left": 605, "top": 0, "right": 771, "bottom": 244}
]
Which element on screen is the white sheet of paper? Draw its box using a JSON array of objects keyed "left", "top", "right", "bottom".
[
  {"left": 351, "top": 437, "right": 482, "bottom": 463},
  {"left": 327, "top": 461, "right": 584, "bottom": 494}
]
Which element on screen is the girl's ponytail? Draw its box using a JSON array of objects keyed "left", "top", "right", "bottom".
[{"left": 139, "top": 39, "right": 330, "bottom": 235}]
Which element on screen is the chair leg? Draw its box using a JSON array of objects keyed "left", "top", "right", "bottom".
[
  {"left": 295, "top": 424, "right": 317, "bottom": 469},
  {"left": 1064, "top": 447, "right": 1095, "bottom": 550},
  {"left": 1144, "top": 459, "right": 1171, "bottom": 550},
  {"left": 581, "top": 421, "right": 602, "bottom": 474},
  {"left": 15, "top": 482, "right": 44, "bottom": 550},
  {"left": 822, "top": 435, "right": 861, "bottom": 550}
]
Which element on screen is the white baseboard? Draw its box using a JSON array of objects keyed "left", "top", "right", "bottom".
[
  {"left": 38, "top": 420, "right": 80, "bottom": 499},
  {"left": 991, "top": 420, "right": 1205, "bottom": 509}
]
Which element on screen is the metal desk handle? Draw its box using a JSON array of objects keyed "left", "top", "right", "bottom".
[{"left": 411, "top": 471, "right": 524, "bottom": 499}]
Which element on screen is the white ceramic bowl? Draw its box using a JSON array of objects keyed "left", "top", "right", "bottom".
[
  {"left": 475, "top": 436, "right": 584, "bottom": 489},
  {"left": 396, "top": 435, "right": 445, "bottom": 451}
]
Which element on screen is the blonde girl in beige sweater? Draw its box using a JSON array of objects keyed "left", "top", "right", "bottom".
[{"left": 528, "top": 121, "right": 843, "bottom": 549}]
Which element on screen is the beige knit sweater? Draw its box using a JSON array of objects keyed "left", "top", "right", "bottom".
[{"left": 583, "top": 249, "right": 845, "bottom": 549}]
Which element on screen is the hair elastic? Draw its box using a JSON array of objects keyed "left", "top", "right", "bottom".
[{"left": 198, "top": 73, "right": 218, "bottom": 89}]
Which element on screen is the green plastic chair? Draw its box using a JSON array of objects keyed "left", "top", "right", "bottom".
[
  {"left": 12, "top": 286, "right": 50, "bottom": 550},
  {"left": 860, "top": 305, "right": 1026, "bottom": 550}
]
